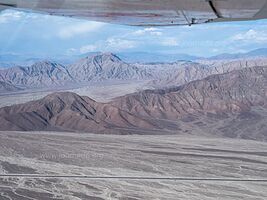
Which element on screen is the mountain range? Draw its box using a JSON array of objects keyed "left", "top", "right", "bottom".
[
  {"left": 68, "top": 53, "right": 153, "bottom": 82},
  {"left": 1, "top": 52, "right": 267, "bottom": 92},
  {"left": 1, "top": 66, "right": 266, "bottom": 141},
  {"left": 0, "top": 61, "right": 74, "bottom": 89},
  {"left": 117, "top": 52, "right": 200, "bottom": 63},
  {"left": 152, "top": 57, "right": 267, "bottom": 87},
  {"left": 208, "top": 48, "right": 267, "bottom": 60},
  {"left": 1, "top": 48, "right": 267, "bottom": 67},
  {"left": 120, "top": 48, "right": 267, "bottom": 62}
]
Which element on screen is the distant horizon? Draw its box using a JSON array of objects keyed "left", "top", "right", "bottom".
[
  {"left": 0, "top": 47, "right": 267, "bottom": 69},
  {"left": 1, "top": 47, "right": 267, "bottom": 57},
  {"left": 1, "top": 47, "right": 267, "bottom": 62}
]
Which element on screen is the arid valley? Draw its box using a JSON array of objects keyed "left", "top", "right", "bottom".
[{"left": 0, "top": 51, "right": 267, "bottom": 199}]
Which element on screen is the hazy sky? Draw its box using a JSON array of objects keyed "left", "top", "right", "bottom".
[{"left": 0, "top": 9, "right": 267, "bottom": 57}]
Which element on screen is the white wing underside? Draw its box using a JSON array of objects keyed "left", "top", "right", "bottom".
[{"left": 0, "top": 0, "right": 267, "bottom": 26}]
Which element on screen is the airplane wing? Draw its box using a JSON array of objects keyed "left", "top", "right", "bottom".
[{"left": 0, "top": 0, "right": 267, "bottom": 26}]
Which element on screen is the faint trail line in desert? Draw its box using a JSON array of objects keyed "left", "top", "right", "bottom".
[{"left": 0, "top": 175, "right": 267, "bottom": 182}]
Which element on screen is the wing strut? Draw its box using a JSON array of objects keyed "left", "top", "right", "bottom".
[
  {"left": 0, "top": 3, "right": 16, "bottom": 7},
  {"left": 208, "top": 0, "right": 223, "bottom": 18}
]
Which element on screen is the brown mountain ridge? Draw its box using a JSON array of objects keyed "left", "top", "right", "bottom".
[{"left": 0, "top": 66, "right": 267, "bottom": 140}]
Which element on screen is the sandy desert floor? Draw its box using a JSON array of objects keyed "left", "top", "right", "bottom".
[
  {"left": 0, "top": 81, "right": 150, "bottom": 108},
  {"left": 0, "top": 131, "right": 266, "bottom": 200}
]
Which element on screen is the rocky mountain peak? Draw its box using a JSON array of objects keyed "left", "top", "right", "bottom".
[{"left": 83, "top": 52, "right": 122, "bottom": 64}]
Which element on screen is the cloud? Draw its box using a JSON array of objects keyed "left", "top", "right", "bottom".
[
  {"left": 150, "top": 31, "right": 163, "bottom": 36},
  {"left": 65, "top": 48, "right": 78, "bottom": 55},
  {"left": 0, "top": 10, "right": 24, "bottom": 23},
  {"left": 58, "top": 21, "right": 103, "bottom": 39},
  {"left": 106, "top": 38, "right": 137, "bottom": 50},
  {"left": 132, "top": 27, "right": 162, "bottom": 36},
  {"left": 79, "top": 38, "right": 137, "bottom": 53},
  {"left": 161, "top": 37, "right": 179, "bottom": 46},
  {"left": 80, "top": 45, "right": 98, "bottom": 53},
  {"left": 231, "top": 29, "right": 267, "bottom": 42}
]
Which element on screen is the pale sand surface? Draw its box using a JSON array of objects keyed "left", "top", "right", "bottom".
[
  {"left": 0, "top": 131, "right": 266, "bottom": 200},
  {"left": 0, "top": 81, "right": 150, "bottom": 108}
]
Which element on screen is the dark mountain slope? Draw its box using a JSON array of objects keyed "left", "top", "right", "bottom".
[
  {"left": 0, "top": 66, "right": 266, "bottom": 140},
  {"left": 113, "top": 66, "right": 267, "bottom": 120},
  {"left": 0, "top": 92, "right": 165, "bottom": 133}
]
